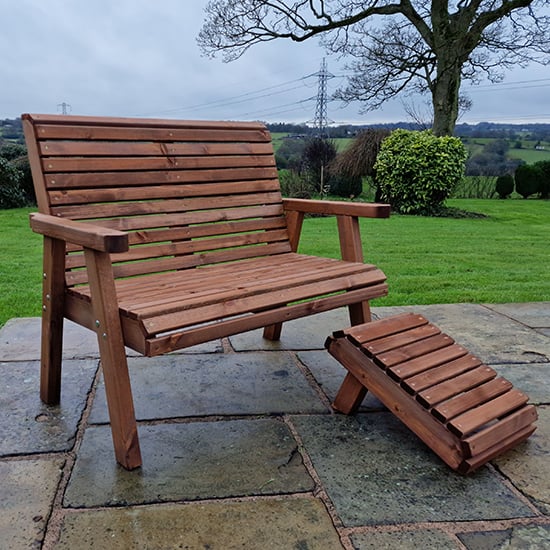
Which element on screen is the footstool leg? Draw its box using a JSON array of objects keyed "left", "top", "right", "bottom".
[{"left": 333, "top": 372, "right": 367, "bottom": 414}]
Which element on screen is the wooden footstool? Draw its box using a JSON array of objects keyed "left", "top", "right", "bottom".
[{"left": 325, "top": 312, "right": 537, "bottom": 474}]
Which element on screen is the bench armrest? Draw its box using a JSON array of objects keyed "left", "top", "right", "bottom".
[
  {"left": 282, "top": 198, "right": 390, "bottom": 218},
  {"left": 30, "top": 213, "right": 129, "bottom": 253}
]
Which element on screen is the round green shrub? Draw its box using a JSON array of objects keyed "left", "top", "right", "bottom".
[
  {"left": 495, "top": 174, "right": 514, "bottom": 199},
  {"left": 514, "top": 164, "right": 541, "bottom": 199},
  {"left": 374, "top": 130, "right": 467, "bottom": 215}
]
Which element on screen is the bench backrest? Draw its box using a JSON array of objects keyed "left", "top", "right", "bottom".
[{"left": 23, "top": 114, "right": 292, "bottom": 287}]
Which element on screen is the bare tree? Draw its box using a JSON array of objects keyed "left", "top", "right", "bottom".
[{"left": 198, "top": 1, "right": 550, "bottom": 136}]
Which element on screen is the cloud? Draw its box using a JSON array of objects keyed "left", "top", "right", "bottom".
[{"left": 1, "top": 0, "right": 549, "bottom": 124}]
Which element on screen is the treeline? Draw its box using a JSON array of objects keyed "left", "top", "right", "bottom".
[
  {"left": 267, "top": 121, "right": 550, "bottom": 141},
  {"left": 3, "top": 116, "right": 550, "bottom": 141}
]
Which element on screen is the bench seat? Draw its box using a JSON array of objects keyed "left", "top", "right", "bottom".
[{"left": 66, "top": 253, "right": 387, "bottom": 356}]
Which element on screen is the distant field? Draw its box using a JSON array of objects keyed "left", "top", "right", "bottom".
[{"left": 272, "top": 132, "right": 550, "bottom": 164}]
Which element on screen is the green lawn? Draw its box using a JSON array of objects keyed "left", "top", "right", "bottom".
[{"left": 1, "top": 199, "right": 549, "bottom": 327}]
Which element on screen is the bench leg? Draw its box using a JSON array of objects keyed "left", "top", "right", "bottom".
[
  {"left": 263, "top": 323, "right": 283, "bottom": 341},
  {"left": 84, "top": 249, "right": 142, "bottom": 470},
  {"left": 40, "top": 237, "right": 66, "bottom": 405}
]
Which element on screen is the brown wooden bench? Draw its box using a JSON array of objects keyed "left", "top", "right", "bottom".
[
  {"left": 23, "top": 113, "right": 390, "bottom": 469},
  {"left": 326, "top": 313, "right": 537, "bottom": 473}
]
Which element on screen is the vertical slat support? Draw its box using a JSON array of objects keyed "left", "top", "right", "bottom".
[
  {"left": 40, "top": 236, "right": 66, "bottom": 404},
  {"left": 84, "top": 248, "right": 142, "bottom": 470}
]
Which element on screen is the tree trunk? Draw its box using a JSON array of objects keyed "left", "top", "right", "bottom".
[{"left": 431, "top": 61, "right": 462, "bottom": 137}]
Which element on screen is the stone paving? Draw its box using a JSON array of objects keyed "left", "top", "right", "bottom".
[{"left": 0, "top": 303, "right": 549, "bottom": 549}]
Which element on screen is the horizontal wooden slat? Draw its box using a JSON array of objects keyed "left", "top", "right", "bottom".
[
  {"left": 377, "top": 334, "right": 455, "bottom": 370},
  {"left": 45, "top": 167, "right": 279, "bottom": 189},
  {"left": 66, "top": 241, "right": 293, "bottom": 286},
  {"left": 66, "top": 229, "right": 290, "bottom": 269},
  {"left": 462, "top": 405, "right": 537, "bottom": 458},
  {"left": 40, "top": 140, "right": 274, "bottom": 157},
  {"left": 146, "top": 284, "right": 389, "bottom": 355},
  {"left": 51, "top": 191, "right": 283, "bottom": 220},
  {"left": 417, "top": 365, "right": 497, "bottom": 408},
  {"left": 125, "top": 260, "right": 377, "bottom": 319},
  {"left": 49, "top": 179, "right": 281, "bottom": 206},
  {"left": 390, "top": 344, "right": 470, "bottom": 382},
  {"left": 42, "top": 154, "right": 275, "bottom": 173},
  {"left": 141, "top": 267, "right": 387, "bottom": 335},
  {"left": 32, "top": 121, "right": 270, "bottom": 142},
  {"left": 448, "top": 388, "right": 529, "bottom": 438},
  {"left": 403, "top": 354, "right": 480, "bottom": 394},
  {"left": 342, "top": 312, "right": 428, "bottom": 344},
  {"left": 363, "top": 324, "right": 441, "bottom": 355},
  {"left": 83, "top": 204, "right": 285, "bottom": 232},
  {"left": 433, "top": 378, "right": 513, "bottom": 423}
]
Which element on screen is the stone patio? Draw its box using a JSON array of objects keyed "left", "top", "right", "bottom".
[{"left": 1, "top": 303, "right": 549, "bottom": 549}]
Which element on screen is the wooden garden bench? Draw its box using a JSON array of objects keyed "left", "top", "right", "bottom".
[{"left": 23, "top": 113, "right": 390, "bottom": 469}]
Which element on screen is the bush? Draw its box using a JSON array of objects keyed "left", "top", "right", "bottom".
[
  {"left": 327, "top": 173, "right": 363, "bottom": 198},
  {"left": 495, "top": 174, "right": 514, "bottom": 199},
  {"left": 0, "top": 158, "right": 26, "bottom": 208},
  {"left": 514, "top": 164, "right": 542, "bottom": 199},
  {"left": 302, "top": 138, "right": 337, "bottom": 194},
  {"left": 278, "top": 169, "right": 315, "bottom": 199},
  {"left": 533, "top": 160, "right": 550, "bottom": 199},
  {"left": 374, "top": 129, "right": 467, "bottom": 215}
]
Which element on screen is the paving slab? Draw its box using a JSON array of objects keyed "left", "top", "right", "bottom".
[
  {"left": 56, "top": 497, "right": 342, "bottom": 549},
  {"left": 0, "top": 318, "right": 221, "bottom": 361},
  {"left": 494, "top": 405, "right": 550, "bottom": 515},
  {"left": 64, "top": 420, "right": 314, "bottom": 507},
  {"left": 493, "top": 363, "right": 550, "bottom": 405},
  {"left": 296, "top": 350, "right": 385, "bottom": 410},
  {"left": 374, "top": 303, "right": 550, "bottom": 364},
  {"left": 485, "top": 302, "right": 550, "bottom": 329},
  {"left": 351, "top": 528, "right": 460, "bottom": 549},
  {"left": 0, "top": 318, "right": 100, "bottom": 361},
  {"left": 89, "top": 352, "right": 327, "bottom": 424},
  {"left": 292, "top": 413, "right": 535, "bottom": 527},
  {"left": 0, "top": 458, "right": 64, "bottom": 550},
  {"left": 229, "top": 309, "right": 350, "bottom": 351},
  {"left": 0, "top": 359, "right": 97, "bottom": 455},
  {"left": 457, "top": 524, "right": 550, "bottom": 550}
]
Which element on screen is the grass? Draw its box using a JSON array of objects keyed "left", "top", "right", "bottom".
[
  {"left": 296, "top": 198, "right": 550, "bottom": 307},
  {"left": 1, "top": 199, "right": 549, "bottom": 327}
]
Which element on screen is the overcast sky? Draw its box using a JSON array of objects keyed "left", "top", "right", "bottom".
[{"left": 2, "top": 0, "right": 549, "bottom": 125}]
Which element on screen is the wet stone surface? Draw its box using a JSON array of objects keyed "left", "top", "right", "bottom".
[
  {"left": 457, "top": 524, "right": 550, "bottom": 550},
  {"left": 89, "top": 352, "right": 327, "bottom": 424},
  {"left": 228, "top": 309, "right": 350, "bottom": 351},
  {"left": 0, "top": 458, "right": 64, "bottom": 550},
  {"left": 494, "top": 405, "right": 550, "bottom": 515},
  {"left": 292, "top": 413, "right": 535, "bottom": 527},
  {"left": 56, "top": 497, "right": 343, "bottom": 549},
  {"left": 351, "top": 528, "right": 461, "bottom": 549},
  {"left": 296, "top": 350, "right": 385, "bottom": 410},
  {"left": 64, "top": 419, "right": 314, "bottom": 507},
  {"left": 0, "top": 359, "right": 98, "bottom": 455}
]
